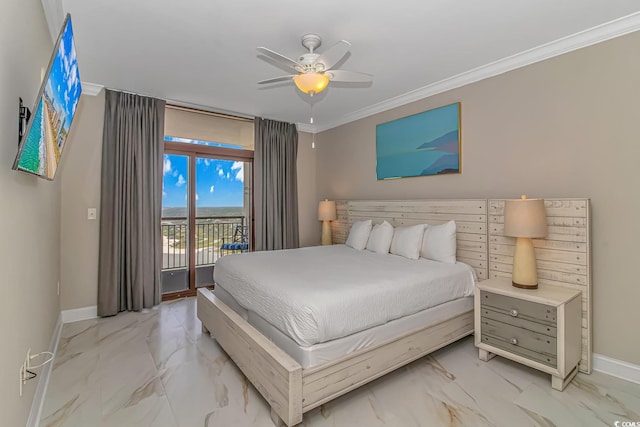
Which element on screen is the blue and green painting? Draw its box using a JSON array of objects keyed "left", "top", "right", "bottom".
[{"left": 376, "top": 102, "right": 460, "bottom": 179}]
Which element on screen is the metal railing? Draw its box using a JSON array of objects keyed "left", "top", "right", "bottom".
[{"left": 161, "top": 215, "right": 245, "bottom": 270}]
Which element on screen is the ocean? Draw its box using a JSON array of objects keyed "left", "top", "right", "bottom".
[
  {"left": 162, "top": 206, "right": 244, "bottom": 218},
  {"left": 18, "top": 100, "right": 44, "bottom": 174},
  {"left": 377, "top": 149, "right": 447, "bottom": 179}
]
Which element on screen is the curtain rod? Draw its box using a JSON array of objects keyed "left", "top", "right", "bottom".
[{"left": 104, "top": 87, "right": 254, "bottom": 123}]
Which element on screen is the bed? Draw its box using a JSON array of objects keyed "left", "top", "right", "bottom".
[
  {"left": 212, "top": 244, "right": 477, "bottom": 366},
  {"left": 197, "top": 199, "right": 488, "bottom": 426}
]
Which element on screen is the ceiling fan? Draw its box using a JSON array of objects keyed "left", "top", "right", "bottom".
[{"left": 257, "top": 33, "right": 373, "bottom": 96}]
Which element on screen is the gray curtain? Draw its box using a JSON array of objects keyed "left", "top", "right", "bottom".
[
  {"left": 98, "top": 90, "right": 165, "bottom": 316},
  {"left": 254, "top": 117, "right": 299, "bottom": 251}
]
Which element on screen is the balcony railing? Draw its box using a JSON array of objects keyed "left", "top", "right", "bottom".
[{"left": 161, "top": 215, "right": 245, "bottom": 270}]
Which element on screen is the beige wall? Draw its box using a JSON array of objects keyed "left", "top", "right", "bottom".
[
  {"left": 60, "top": 100, "right": 319, "bottom": 308},
  {"left": 60, "top": 91, "right": 105, "bottom": 310},
  {"left": 315, "top": 31, "right": 640, "bottom": 365},
  {"left": 0, "top": 0, "right": 61, "bottom": 424},
  {"left": 297, "top": 131, "right": 319, "bottom": 247}
]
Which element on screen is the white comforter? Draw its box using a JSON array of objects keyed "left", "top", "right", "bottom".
[{"left": 214, "top": 245, "right": 475, "bottom": 346}]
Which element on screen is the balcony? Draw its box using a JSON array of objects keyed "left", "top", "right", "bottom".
[{"left": 161, "top": 215, "right": 247, "bottom": 293}]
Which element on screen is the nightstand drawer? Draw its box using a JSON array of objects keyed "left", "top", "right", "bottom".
[
  {"left": 480, "top": 335, "right": 557, "bottom": 368},
  {"left": 480, "top": 317, "right": 557, "bottom": 356},
  {"left": 480, "top": 307, "right": 557, "bottom": 337},
  {"left": 475, "top": 277, "right": 583, "bottom": 391},
  {"left": 480, "top": 291, "right": 556, "bottom": 325}
]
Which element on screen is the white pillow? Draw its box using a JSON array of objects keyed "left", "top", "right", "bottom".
[
  {"left": 421, "top": 220, "right": 457, "bottom": 264},
  {"left": 345, "top": 220, "right": 372, "bottom": 251},
  {"left": 390, "top": 224, "right": 425, "bottom": 260},
  {"left": 365, "top": 221, "right": 394, "bottom": 254}
]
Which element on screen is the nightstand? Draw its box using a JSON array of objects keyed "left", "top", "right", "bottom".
[{"left": 474, "top": 277, "right": 582, "bottom": 391}]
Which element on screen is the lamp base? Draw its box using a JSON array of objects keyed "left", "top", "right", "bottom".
[
  {"left": 321, "top": 220, "right": 332, "bottom": 245},
  {"left": 512, "top": 281, "right": 538, "bottom": 290},
  {"left": 511, "top": 237, "right": 538, "bottom": 290}
]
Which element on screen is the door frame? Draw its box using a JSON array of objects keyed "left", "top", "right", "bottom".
[{"left": 162, "top": 141, "right": 254, "bottom": 301}]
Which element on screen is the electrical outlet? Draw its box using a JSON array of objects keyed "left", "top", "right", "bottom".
[
  {"left": 87, "top": 208, "right": 97, "bottom": 220},
  {"left": 19, "top": 348, "right": 31, "bottom": 397},
  {"left": 19, "top": 348, "right": 54, "bottom": 396}
]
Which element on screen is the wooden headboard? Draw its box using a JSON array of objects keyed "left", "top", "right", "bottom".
[
  {"left": 331, "top": 199, "right": 488, "bottom": 280},
  {"left": 488, "top": 198, "right": 592, "bottom": 373},
  {"left": 329, "top": 198, "right": 592, "bottom": 374}
]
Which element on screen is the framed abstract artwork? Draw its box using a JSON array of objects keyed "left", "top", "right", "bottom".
[{"left": 376, "top": 102, "right": 461, "bottom": 180}]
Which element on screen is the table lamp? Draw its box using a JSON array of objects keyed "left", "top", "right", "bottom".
[
  {"left": 318, "top": 199, "right": 337, "bottom": 245},
  {"left": 503, "top": 195, "right": 547, "bottom": 289}
]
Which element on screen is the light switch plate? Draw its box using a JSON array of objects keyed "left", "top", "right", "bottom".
[{"left": 88, "top": 208, "right": 97, "bottom": 220}]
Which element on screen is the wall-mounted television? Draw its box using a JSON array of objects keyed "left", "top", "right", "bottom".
[{"left": 13, "top": 14, "right": 82, "bottom": 180}]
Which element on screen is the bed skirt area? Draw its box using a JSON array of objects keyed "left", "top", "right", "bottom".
[{"left": 197, "top": 288, "right": 474, "bottom": 426}]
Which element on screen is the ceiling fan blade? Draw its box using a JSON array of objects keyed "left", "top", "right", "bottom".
[
  {"left": 256, "top": 47, "right": 301, "bottom": 71},
  {"left": 257, "top": 75, "right": 296, "bottom": 85},
  {"left": 315, "top": 40, "right": 351, "bottom": 71},
  {"left": 326, "top": 70, "right": 373, "bottom": 83}
]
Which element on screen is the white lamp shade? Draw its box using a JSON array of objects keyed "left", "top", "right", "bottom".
[
  {"left": 503, "top": 197, "right": 547, "bottom": 238},
  {"left": 318, "top": 200, "right": 337, "bottom": 221}
]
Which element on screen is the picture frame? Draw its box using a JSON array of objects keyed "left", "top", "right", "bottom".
[{"left": 376, "top": 102, "right": 461, "bottom": 180}]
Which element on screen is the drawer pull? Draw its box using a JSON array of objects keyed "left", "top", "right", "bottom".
[
  {"left": 510, "top": 309, "right": 519, "bottom": 317},
  {"left": 510, "top": 338, "right": 518, "bottom": 345}
]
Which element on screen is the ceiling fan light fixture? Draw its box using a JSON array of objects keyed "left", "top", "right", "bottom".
[{"left": 294, "top": 73, "right": 329, "bottom": 95}]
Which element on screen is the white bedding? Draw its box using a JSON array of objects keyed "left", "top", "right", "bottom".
[
  {"left": 214, "top": 244, "right": 475, "bottom": 346},
  {"left": 214, "top": 285, "right": 473, "bottom": 368}
]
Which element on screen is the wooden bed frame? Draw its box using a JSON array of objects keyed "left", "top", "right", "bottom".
[{"left": 197, "top": 199, "right": 488, "bottom": 426}]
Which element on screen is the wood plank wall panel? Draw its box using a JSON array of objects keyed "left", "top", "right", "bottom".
[
  {"left": 331, "top": 200, "right": 349, "bottom": 244},
  {"left": 331, "top": 200, "right": 488, "bottom": 280},
  {"left": 488, "top": 199, "right": 592, "bottom": 373}
]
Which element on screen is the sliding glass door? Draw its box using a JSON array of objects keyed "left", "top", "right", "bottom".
[
  {"left": 194, "top": 156, "right": 251, "bottom": 288},
  {"left": 161, "top": 141, "right": 253, "bottom": 300},
  {"left": 161, "top": 153, "right": 190, "bottom": 295}
]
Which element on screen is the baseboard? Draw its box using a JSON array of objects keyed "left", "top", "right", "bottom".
[
  {"left": 26, "top": 313, "right": 63, "bottom": 427},
  {"left": 593, "top": 353, "right": 640, "bottom": 385},
  {"left": 27, "top": 306, "right": 98, "bottom": 425},
  {"left": 61, "top": 305, "right": 98, "bottom": 323}
]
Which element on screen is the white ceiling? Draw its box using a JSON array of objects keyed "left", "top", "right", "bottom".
[{"left": 43, "top": 1, "right": 640, "bottom": 132}]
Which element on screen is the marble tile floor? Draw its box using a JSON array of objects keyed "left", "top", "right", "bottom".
[{"left": 40, "top": 297, "right": 640, "bottom": 427}]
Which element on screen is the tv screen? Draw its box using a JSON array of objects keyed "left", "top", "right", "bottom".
[{"left": 13, "top": 14, "right": 82, "bottom": 180}]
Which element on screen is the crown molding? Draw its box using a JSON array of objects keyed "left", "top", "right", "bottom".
[
  {"left": 296, "top": 123, "right": 314, "bottom": 133},
  {"left": 313, "top": 11, "right": 640, "bottom": 133},
  {"left": 81, "top": 82, "right": 104, "bottom": 96}
]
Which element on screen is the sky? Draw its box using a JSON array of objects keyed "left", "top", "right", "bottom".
[{"left": 162, "top": 139, "right": 246, "bottom": 207}]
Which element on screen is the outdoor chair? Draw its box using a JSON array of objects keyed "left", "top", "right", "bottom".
[{"left": 220, "top": 225, "right": 249, "bottom": 255}]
